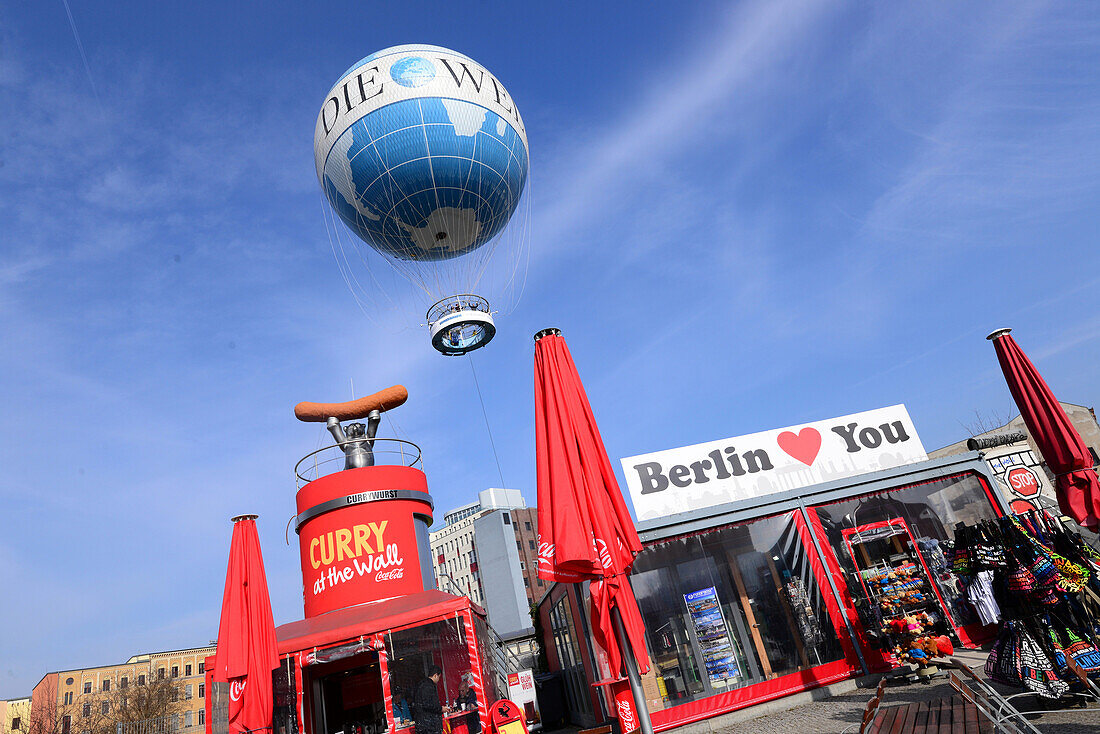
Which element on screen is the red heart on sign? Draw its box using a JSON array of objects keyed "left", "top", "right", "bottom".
[{"left": 777, "top": 427, "right": 822, "bottom": 466}]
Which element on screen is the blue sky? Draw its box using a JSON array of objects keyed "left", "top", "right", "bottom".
[{"left": 2, "top": 0, "right": 1099, "bottom": 698}]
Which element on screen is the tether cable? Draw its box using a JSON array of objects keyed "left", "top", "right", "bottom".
[{"left": 468, "top": 355, "right": 506, "bottom": 488}]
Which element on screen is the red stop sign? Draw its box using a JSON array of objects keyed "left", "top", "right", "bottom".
[{"left": 1005, "top": 465, "right": 1041, "bottom": 498}]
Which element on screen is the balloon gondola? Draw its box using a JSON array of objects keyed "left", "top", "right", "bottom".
[{"left": 314, "top": 44, "right": 530, "bottom": 355}]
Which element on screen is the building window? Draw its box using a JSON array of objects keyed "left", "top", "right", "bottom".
[
  {"left": 525, "top": 522, "right": 532, "bottom": 531},
  {"left": 137, "top": 675, "right": 146, "bottom": 686},
  {"left": 102, "top": 679, "right": 111, "bottom": 692},
  {"left": 519, "top": 561, "right": 525, "bottom": 571},
  {"left": 197, "top": 662, "right": 204, "bottom": 674},
  {"left": 120, "top": 677, "right": 128, "bottom": 689},
  {"left": 61, "top": 716, "right": 71, "bottom": 734},
  {"left": 198, "top": 711, "right": 205, "bottom": 726},
  {"left": 198, "top": 683, "right": 204, "bottom": 698},
  {"left": 185, "top": 664, "right": 192, "bottom": 677},
  {"left": 185, "top": 684, "right": 193, "bottom": 699},
  {"left": 171, "top": 666, "right": 179, "bottom": 678},
  {"left": 158, "top": 668, "right": 165, "bottom": 680},
  {"left": 82, "top": 704, "right": 91, "bottom": 718},
  {"left": 184, "top": 712, "right": 193, "bottom": 728},
  {"left": 171, "top": 687, "right": 179, "bottom": 703},
  {"left": 66, "top": 677, "right": 74, "bottom": 685},
  {"left": 502, "top": 513, "right": 510, "bottom": 524},
  {"left": 529, "top": 540, "right": 536, "bottom": 550},
  {"left": 83, "top": 682, "right": 91, "bottom": 694},
  {"left": 64, "top": 692, "right": 74, "bottom": 705},
  {"left": 100, "top": 702, "right": 108, "bottom": 716},
  {"left": 10, "top": 718, "right": 20, "bottom": 731}
]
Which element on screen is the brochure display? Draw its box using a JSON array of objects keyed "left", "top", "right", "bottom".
[{"left": 683, "top": 587, "right": 740, "bottom": 685}]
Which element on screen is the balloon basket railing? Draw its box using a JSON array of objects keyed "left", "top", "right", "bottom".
[{"left": 426, "top": 294, "right": 496, "bottom": 356}]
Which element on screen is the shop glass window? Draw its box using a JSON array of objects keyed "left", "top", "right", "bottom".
[
  {"left": 385, "top": 619, "right": 477, "bottom": 732},
  {"left": 811, "top": 472, "right": 1000, "bottom": 642},
  {"left": 548, "top": 594, "right": 593, "bottom": 720},
  {"left": 630, "top": 511, "right": 844, "bottom": 707}
]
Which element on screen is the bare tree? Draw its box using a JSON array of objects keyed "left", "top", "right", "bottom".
[
  {"left": 26, "top": 676, "right": 186, "bottom": 734},
  {"left": 959, "top": 407, "right": 1015, "bottom": 437}
]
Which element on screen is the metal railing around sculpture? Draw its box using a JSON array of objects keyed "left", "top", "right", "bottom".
[{"left": 294, "top": 438, "right": 423, "bottom": 486}]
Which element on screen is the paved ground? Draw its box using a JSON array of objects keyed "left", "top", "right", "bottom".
[{"left": 719, "top": 649, "right": 1100, "bottom": 734}]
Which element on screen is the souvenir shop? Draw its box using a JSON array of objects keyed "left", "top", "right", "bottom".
[{"left": 538, "top": 450, "right": 1100, "bottom": 731}]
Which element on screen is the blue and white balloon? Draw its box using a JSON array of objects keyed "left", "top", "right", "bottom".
[{"left": 315, "top": 44, "right": 529, "bottom": 264}]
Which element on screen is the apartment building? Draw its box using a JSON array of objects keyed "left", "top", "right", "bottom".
[
  {"left": 29, "top": 645, "right": 215, "bottom": 734},
  {"left": 1, "top": 698, "right": 31, "bottom": 734},
  {"left": 429, "top": 488, "right": 527, "bottom": 605}
]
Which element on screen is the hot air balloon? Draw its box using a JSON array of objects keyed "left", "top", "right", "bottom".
[{"left": 315, "top": 44, "right": 530, "bottom": 355}]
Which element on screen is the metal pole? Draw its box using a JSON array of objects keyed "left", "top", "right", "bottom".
[
  {"left": 611, "top": 607, "right": 654, "bottom": 734},
  {"left": 797, "top": 501, "right": 869, "bottom": 676}
]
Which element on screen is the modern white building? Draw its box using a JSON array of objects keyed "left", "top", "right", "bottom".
[{"left": 429, "top": 488, "right": 529, "bottom": 626}]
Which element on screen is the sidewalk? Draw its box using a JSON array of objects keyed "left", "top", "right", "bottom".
[{"left": 683, "top": 649, "right": 1100, "bottom": 734}]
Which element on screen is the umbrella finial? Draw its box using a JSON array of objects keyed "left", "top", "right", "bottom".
[
  {"left": 986, "top": 328, "right": 1012, "bottom": 341},
  {"left": 231, "top": 514, "right": 259, "bottom": 523},
  {"left": 534, "top": 327, "right": 561, "bottom": 342}
]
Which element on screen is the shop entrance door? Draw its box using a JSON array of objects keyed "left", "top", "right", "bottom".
[
  {"left": 307, "top": 654, "right": 386, "bottom": 734},
  {"left": 840, "top": 518, "right": 956, "bottom": 665}
]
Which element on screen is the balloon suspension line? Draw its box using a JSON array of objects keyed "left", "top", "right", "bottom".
[{"left": 468, "top": 356, "right": 506, "bottom": 488}]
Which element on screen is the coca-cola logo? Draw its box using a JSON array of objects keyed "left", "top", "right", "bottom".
[
  {"left": 617, "top": 699, "right": 637, "bottom": 732},
  {"left": 594, "top": 538, "right": 613, "bottom": 570},
  {"left": 229, "top": 679, "right": 246, "bottom": 702}
]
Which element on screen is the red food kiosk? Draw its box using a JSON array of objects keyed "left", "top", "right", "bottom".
[{"left": 208, "top": 398, "right": 499, "bottom": 734}]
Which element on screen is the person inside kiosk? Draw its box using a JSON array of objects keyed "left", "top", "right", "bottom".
[{"left": 386, "top": 620, "right": 487, "bottom": 734}]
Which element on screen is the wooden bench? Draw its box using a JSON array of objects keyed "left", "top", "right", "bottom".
[
  {"left": 848, "top": 676, "right": 986, "bottom": 734},
  {"left": 865, "top": 694, "right": 986, "bottom": 734}
]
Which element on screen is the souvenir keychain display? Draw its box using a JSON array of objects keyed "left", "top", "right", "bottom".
[{"left": 952, "top": 510, "right": 1100, "bottom": 700}]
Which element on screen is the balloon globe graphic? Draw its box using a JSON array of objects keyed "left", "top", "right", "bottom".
[{"left": 315, "top": 44, "right": 530, "bottom": 355}]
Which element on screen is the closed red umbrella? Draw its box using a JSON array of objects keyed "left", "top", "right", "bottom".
[
  {"left": 212, "top": 515, "right": 280, "bottom": 734},
  {"left": 533, "top": 329, "right": 651, "bottom": 733},
  {"left": 988, "top": 328, "right": 1100, "bottom": 529}
]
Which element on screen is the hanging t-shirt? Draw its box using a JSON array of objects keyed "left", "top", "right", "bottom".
[{"left": 967, "top": 571, "right": 1001, "bottom": 626}]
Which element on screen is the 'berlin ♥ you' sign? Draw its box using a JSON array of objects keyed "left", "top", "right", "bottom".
[{"left": 621, "top": 405, "right": 927, "bottom": 521}]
